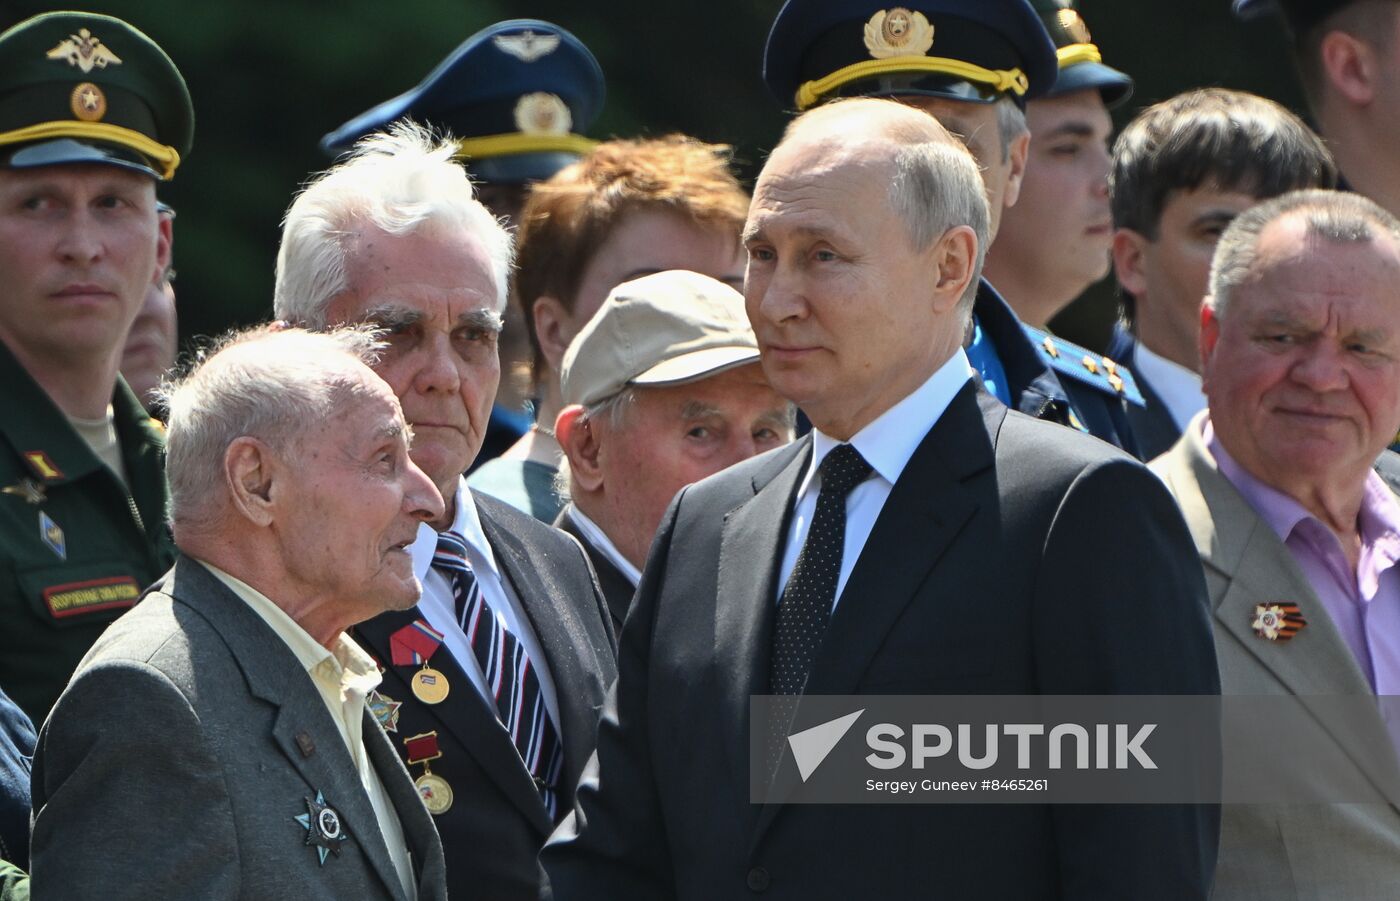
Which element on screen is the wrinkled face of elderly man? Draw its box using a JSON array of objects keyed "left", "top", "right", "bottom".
[
  {"left": 1201, "top": 210, "right": 1400, "bottom": 501},
  {"left": 167, "top": 329, "right": 444, "bottom": 640},
  {"left": 558, "top": 363, "right": 792, "bottom": 568},
  {"left": 323, "top": 223, "right": 502, "bottom": 514}
]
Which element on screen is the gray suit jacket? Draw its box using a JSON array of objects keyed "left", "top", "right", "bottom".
[
  {"left": 29, "top": 556, "right": 447, "bottom": 900},
  {"left": 1152, "top": 421, "right": 1400, "bottom": 900}
]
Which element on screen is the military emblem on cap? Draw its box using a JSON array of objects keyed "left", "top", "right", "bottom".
[
  {"left": 493, "top": 29, "right": 560, "bottom": 63},
  {"left": 70, "top": 82, "right": 105, "bottom": 122},
  {"left": 514, "top": 92, "right": 572, "bottom": 136},
  {"left": 1058, "top": 9, "right": 1092, "bottom": 43},
  {"left": 863, "top": 8, "right": 935, "bottom": 59},
  {"left": 45, "top": 27, "right": 122, "bottom": 73}
]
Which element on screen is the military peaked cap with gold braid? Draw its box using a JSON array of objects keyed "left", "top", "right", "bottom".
[
  {"left": 320, "top": 19, "right": 603, "bottom": 185},
  {"left": 763, "top": 0, "right": 1058, "bottom": 112},
  {"left": 0, "top": 11, "right": 191, "bottom": 180},
  {"left": 1029, "top": 0, "right": 1132, "bottom": 108}
]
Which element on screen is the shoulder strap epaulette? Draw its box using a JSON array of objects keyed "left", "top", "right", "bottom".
[{"left": 1023, "top": 325, "right": 1145, "bottom": 408}]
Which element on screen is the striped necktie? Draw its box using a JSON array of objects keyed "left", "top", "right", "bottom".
[{"left": 433, "top": 530, "right": 563, "bottom": 819}]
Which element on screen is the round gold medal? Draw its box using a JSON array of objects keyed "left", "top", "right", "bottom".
[
  {"left": 411, "top": 666, "right": 450, "bottom": 704},
  {"left": 415, "top": 772, "right": 454, "bottom": 815}
]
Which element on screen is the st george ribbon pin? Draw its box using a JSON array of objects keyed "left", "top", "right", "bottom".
[
  {"left": 1252, "top": 602, "right": 1307, "bottom": 642},
  {"left": 390, "top": 620, "right": 451, "bottom": 704},
  {"left": 294, "top": 790, "right": 348, "bottom": 865}
]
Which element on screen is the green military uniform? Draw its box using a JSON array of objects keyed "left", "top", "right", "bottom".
[
  {"left": 0, "top": 343, "right": 175, "bottom": 721},
  {"left": 0, "top": 11, "right": 192, "bottom": 722}
]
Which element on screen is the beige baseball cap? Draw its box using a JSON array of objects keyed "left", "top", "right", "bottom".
[{"left": 561, "top": 269, "right": 760, "bottom": 408}]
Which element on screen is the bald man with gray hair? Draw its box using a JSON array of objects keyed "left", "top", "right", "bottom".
[{"left": 31, "top": 325, "right": 449, "bottom": 899}]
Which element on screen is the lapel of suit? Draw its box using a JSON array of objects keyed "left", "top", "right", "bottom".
[
  {"left": 713, "top": 439, "right": 811, "bottom": 783},
  {"left": 557, "top": 506, "right": 634, "bottom": 630},
  {"left": 477, "top": 496, "right": 608, "bottom": 808},
  {"left": 806, "top": 383, "right": 992, "bottom": 696},
  {"left": 166, "top": 556, "right": 407, "bottom": 901},
  {"left": 355, "top": 606, "right": 555, "bottom": 837},
  {"left": 361, "top": 708, "right": 443, "bottom": 899},
  {"left": 1166, "top": 429, "right": 1400, "bottom": 806}
]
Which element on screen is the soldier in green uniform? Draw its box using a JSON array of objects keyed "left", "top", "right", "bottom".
[{"left": 0, "top": 11, "right": 192, "bottom": 722}]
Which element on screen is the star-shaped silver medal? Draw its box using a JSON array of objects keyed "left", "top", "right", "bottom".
[{"left": 294, "top": 790, "right": 348, "bottom": 865}]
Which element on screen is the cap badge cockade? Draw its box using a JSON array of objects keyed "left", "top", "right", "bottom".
[
  {"left": 45, "top": 27, "right": 122, "bottom": 73},
  {"left": 514, "top": 92, "right": 572, "bottom": 135},
  {"left": 864, "top": 8, "right": 936, "bottom": 59},
  {"left": 1057, "top": 9, "right": 1093, "bottom": 44}
]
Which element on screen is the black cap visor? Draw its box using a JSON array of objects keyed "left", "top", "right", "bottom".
[
  {"left": 3, "top": 136, "right": 160, "bottom": 178},
  {"left": 826, "top": 71, "right": 1008, "bottom": 106}
]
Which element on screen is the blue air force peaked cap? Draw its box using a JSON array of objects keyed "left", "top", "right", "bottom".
[
  {"left": 320, "top": 19, "right": 604, "bottom": 184},
  {"left": 1030, "top": 0, "right": 1132, "bottom": 108},
  {"left": 763, "top": 0, "right": 1059, "bottom": 112}
]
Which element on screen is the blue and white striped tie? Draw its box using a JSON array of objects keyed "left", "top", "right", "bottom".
[{"left": 434, "top": 530, "right": 563, "bottom": 819}]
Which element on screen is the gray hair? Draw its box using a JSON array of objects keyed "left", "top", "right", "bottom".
[
  {"left": 888, "top": 139, "right": 992, "bottom": 318},
  {"left": 273, "top": 120, "right": 514, "bottom": 327},
  {"left": 780, "top": 99, "right": 991, "bottom": 321},
  {"left": 159, "top": 325, "right": 387, "bottom": 533},
  {"left": 994, "top": 96, "right": 1029, "bottom": 164},
  {"left": 1207, "top": 189, "right": 1400, "bottom": 318}
]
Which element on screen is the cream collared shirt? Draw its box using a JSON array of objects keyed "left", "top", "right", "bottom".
[{"left": 201, "top": 561, "right": 417, "bottom": 901}]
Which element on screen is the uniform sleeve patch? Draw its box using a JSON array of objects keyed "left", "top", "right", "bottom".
[{"left": 42, "top": 576, "right": 140, "bottom": 618}]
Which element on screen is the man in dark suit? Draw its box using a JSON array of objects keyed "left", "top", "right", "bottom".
[
  {"left": 274, "top": 123, "right": 616, "bottom": 901},
  {"left": 32, "top": 327, "right": 449, "bottom": 899},
  {"left": 1108, "top": 88, "right": 1336, "bottom": 460},
  {"left": 541, "top": 98, "right": 1219, "bottom": 900},
  {"left": 553, "top": 270, "right": 794, "bottom": 628}
]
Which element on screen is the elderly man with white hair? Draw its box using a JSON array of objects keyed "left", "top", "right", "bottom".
[
  {"left": 30, "top": 326, "right": 449, "bottom": 899},
  {"left": 273, "top": 123, "right": 616, "bottom": 901}
]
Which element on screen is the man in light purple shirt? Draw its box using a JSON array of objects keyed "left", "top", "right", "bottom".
[{"left": 1153, "top": 187, "right": 1400, "bottom": 900}]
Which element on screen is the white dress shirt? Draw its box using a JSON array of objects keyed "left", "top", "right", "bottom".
[
  {"left": 777, "top": 348, "right": 975, "bottom": 609},
  {"left": 200, "top": 561, "right": 417, "bottom": 901},
  {"left": 1133, "top": 340, "right": 1207, "bottom": 431},
  {"left": 568, "top": 506, "right": 642, "bottom": 588},
  {"left": 408, "top": 478, "right": 562, "bottom": 732}
]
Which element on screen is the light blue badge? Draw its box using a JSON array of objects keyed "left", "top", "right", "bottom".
[{"left": 39, "top": 510, "right": 65, "bottom": 560}]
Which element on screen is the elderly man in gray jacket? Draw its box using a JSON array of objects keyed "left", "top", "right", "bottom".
[{"left": 30, "top": 326, "right": 449, "bottom": 900}]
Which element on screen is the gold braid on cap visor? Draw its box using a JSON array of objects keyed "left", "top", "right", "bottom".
[
  {"left": 454, "top": 132, "right": 597, "bottom": 160},
  {"left": 0, "top": 120, "right": 179, "bottom": 179},
  {"left": 1056, "top": 43, "right": 1103, "bottom": 67},
  {"left": 795, "top": 55, "right": 1029, "bottom": 110}
]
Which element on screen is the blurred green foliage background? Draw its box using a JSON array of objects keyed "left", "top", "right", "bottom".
[{"left": 2, "top": 0, "right": 1309, "bottom": 351}]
